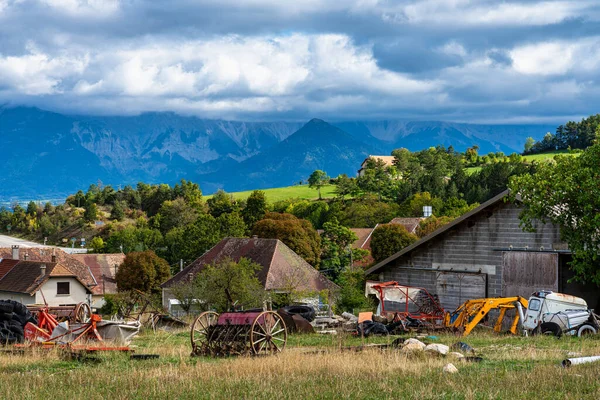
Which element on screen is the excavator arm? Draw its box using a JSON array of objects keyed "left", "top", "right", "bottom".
[{"left": 446, "top": 297, "right": 529, "bottom": 336}]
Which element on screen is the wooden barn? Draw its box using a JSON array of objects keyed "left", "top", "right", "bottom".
[{"left": 366, "top": 190, "right": 600, "bottom": 312}]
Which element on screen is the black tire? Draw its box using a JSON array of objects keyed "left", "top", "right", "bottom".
[
  {"left": 3, "top": 300, "right": 27, "bottom": 316},
  {"left": 0, "top": 302, "right": 14, "bottom": 314},
  {"left": 8, "top": 320, "right": 24, "bottom": 336},
  {"left": 280, "top": 305, "right": 316, "bottom": 322},
  {"left": 0, "top": 312, "right": 12, "bottom": 322},
  {"left": 540, "top": 322, "right": 562, "bottom": 338},
  {"left": 11, "top": 313, "right": 27, "bottom": 327}
]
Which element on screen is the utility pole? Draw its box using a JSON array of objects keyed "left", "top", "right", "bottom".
[{"left": 180, "top": 259, "right": 183, "bottom": 272}]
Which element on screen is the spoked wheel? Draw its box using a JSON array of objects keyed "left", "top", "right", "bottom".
[
  {"left": 191, "top": 311, "right": 219, "bottom": 355},
  {"left": 74, "top": 302, "right": 92, "bottom": 323},
  {"left": 250, "top": 311, "right": 287, "bottom": 355}
]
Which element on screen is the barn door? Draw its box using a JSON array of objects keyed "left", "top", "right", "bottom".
[
  {"left": 436, "top": 272, "right": 486, "bottom": 312},
  {"left": 502, "top": 252, "right": 558, "bottom": 298}
]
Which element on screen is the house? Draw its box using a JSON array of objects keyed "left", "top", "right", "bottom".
[
  {"left": 161, "top": 237, "right": 338, "bottom": 310},
  {"left": 389, "top": 217, "right": 423, "bottom": 235},
  {"left": 357, "top": 155, "right": 396, "bottom": 176},
  {"left": 344, "top": 218, "right": 423, "bottom": 267},
  {"left": 365, "top": 190, "right": 600, "bottom": 312},
  {"left": 0, "top": 246, "right": 97, "bottom": 307},
  {"left": 0, "top": 258, "right": 93, "bottom": 306},
  {"left": 71, "top": 253, "right": 125, "bottom": 308}
]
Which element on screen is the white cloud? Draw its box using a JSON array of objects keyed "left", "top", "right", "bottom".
[
  {"left": 396, "top": 1, "right": 589, "bottom": 26},
  {"left": 439, "top": 41, "right": 467, "bottom": 57},
  {"left": 0, "top": 48, "right": 88, "bottom": 95},
  {"left": 510, "top": 38, "right": 600, "bottom": 75},
  {"left": 39, "top": 0, "right": 120, "bottom": 16},
  {"left": 0, "top": 34, "right": 438, "bottom": 116}
]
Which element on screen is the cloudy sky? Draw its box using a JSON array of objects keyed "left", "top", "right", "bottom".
[{"left": 0, "top": 0, "right": 599, "bottom": 122}]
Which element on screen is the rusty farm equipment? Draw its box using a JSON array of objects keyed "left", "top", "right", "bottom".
[
  {"left": 365, "top": 281, "right": 446, "bottom": 331},
  {"left": 191, "top": 310, "right": 287, "bottom": 357}
]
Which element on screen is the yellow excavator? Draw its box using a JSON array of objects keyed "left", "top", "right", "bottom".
[{"left": 445, "top": 297, "right": 529, "bottom": 336}]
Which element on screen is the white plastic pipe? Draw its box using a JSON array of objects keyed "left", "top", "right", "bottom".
[{"left": 562, "top": 355, "right": 600, "bottom": 368}]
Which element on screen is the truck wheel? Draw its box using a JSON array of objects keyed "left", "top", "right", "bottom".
[
  {"left": 540, "top": 322, "right": 562, "bottom": 338},
  {"left": 577, "top": 325, "right": 596, "bottom": 337}
]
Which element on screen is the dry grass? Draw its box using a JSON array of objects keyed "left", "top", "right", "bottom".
[{"left": 1, "top": 330, "right": 600, "bottom": 399}]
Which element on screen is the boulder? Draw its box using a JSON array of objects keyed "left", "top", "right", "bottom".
[
  {"left": 402, "top": 338, "right": 426, "bottom": 352},
  {"left": 448, "top": 352, "right": 465, "bottom": 360},
  {"left": 425, "top": 343, "right": 449, "bottom": 356},
  {"left": 443, "top": 363, "right": 458, "bottom": 374}
]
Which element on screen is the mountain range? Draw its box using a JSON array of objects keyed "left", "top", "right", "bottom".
[{"left": 0, "top": 106, "right": 555, "bottom": 200}]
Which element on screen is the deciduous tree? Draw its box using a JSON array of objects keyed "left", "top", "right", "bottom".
[
  {"left": 308, "top": 170, "right": 329, "bottom": 200},
  {"left": 370, "top": 224, "right": 418, "bottom": 262},
  {"left": 115, "top": 250, "right": 171, "bottom": 294},
  {"left": 509, "top": 143, "right": 600, "bottom": 284}
]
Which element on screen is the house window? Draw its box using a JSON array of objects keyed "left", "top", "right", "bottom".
[{"left": 57, "top": 282, "right": 70, "bottom": 295}]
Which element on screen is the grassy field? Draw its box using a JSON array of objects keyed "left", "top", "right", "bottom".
[
  {"left": 465, "top": 150, "right": 580, "bottom": 175},
  {"left": 1, "top": 328, "right": 600, "bottom": 399},
  {"left": 205, "top": 184, "right": 338, "bottom": 203}
]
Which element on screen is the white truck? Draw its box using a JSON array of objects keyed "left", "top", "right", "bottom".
[{"left": 522, "top": 291, "right": 599, "bottom": 337}]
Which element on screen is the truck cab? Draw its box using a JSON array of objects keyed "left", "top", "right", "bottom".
[{"left": 523, "top": 291, "right": 594, "bottom": 336}]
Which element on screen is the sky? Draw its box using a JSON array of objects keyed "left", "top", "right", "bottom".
[{"left": 0, "top": 0, "right": 599, "bottom": 123}]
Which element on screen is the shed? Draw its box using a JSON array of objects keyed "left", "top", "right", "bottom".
[{"left": 366, "top": 190, "right": 600, "bottom": 312}]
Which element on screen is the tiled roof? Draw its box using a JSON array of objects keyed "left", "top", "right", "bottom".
[
  {"left": 0, "top": 259, "right": 19, "bottom": 280},
  {"left": 71, "top": 254, "right": 124, "bottom": 295},
  {"left": 389, "top": 217, "right": 423, "bottom": 234},
  {"left": 0, "top": 247, "right": 96, "bottom": 288},
  {"left": 0, "top": 260, "right": 92, "bottom": 295},
  {"left": 162, "top": 237, "right": 337, "bottom": 293}
]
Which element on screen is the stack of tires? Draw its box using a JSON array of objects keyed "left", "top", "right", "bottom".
[{"left": 0, "top": 300, "right": 36, "bottom": 344}]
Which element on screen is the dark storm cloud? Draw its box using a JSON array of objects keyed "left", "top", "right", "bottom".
[{"left": 0, "top": 0, "right": 599, "bottom": 122}]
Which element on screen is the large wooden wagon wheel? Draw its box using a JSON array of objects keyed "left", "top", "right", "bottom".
[
  {"left": 74, "top": 302, "right": 91, "bottom": 323},
  {"left": 191, "top": 311, "right": 219, "bottom": 355},
  {"left": 250, "top": 311, "right": 287, "bottom": 355}
]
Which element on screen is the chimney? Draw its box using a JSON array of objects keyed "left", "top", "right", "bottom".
[
  {"left": 40, "top": 264, "right": 46, "bottom": 277},
  {"left": 51, "top": 249, "right": 56, "bottom": 263},
  {"left": 11, "top": 245, "right": 19, "bottom": 260}
]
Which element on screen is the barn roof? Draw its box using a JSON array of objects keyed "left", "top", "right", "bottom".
[
  {"left": 365, "top": 190, "right": 511, "bottom": 275},
  {"left": 162, "top": 237, "right": 337, "bottom": 292}
]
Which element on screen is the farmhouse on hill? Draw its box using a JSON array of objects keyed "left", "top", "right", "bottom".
[
  {"left": 365, "top": 190, "right": 600, "bottom": 312},
  {"left": 357, "top": 155, "right": 395, "bottom": 176},
  {"left": 161, "top": 237, "right": 338, "bottom": 310},
  {"left": 0, "top": 246, "right": 94, "bottom": 306}
]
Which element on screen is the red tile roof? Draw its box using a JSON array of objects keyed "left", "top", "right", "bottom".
[
  {"left": 389, "top": 218, "right": 423, "bottom": 234},
  {"left": 70, "top": 254, "right": 124, "bottom": 295},
  {"left": 0, "top": 260, "right": 92, "bottom": 295},
  {"left": 0, "top": 259, "right": 19, "bottom": 280},
  {"left": 0, "top": 247, "right": 97, "bottom": 291},
  {"left": 163, "top": 237, "right": 337, "bottom": 293}
]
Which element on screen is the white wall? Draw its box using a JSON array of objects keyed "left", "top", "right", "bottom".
[
  {"left": 91, "top": 295, "right": 106, "bottom": 309},
  {"left": 0, "top": 291, "right": 36, "bottom": 305},
  {"left": 35, "top": 277, "right": 89, "bottom": 306}
]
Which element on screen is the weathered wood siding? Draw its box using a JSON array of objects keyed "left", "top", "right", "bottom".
[
  {"left": 502, "top": 252, "right": 558, "bottom": 298},
  {"left": 380, "top": 202, "right": 563, "bottom": 311}
]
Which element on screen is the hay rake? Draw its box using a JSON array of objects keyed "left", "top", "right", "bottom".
[{"left": 190, "top": 310, "right": 287, "bottom": 357}]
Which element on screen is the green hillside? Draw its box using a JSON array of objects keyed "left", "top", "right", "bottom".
[
  {"left": 465, "top": 150, "right": 580, "bottom": 175},
  {"left": 205, "top": 184, "right": 338, "bottom": 203}
]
